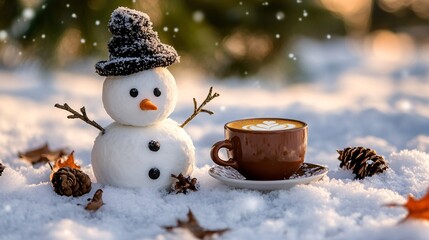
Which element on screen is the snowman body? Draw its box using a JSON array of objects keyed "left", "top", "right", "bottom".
[
  {"left": 92, "top": 7, "right": 195, "bottom": 190},
  {"left": 91, "top": 68, "right": 195, "bottom": 189},
  {"left": 92, "top": 119, "right": 194, "bottom": 188}
]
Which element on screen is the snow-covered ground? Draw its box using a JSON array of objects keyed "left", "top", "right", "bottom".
[{"left": 1, "top": 39, "right": 429, "bottom": 239}]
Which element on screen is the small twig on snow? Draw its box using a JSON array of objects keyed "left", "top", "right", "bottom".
[
  {"left": 47, "top": 162, "right": 53, "bottom": 171},
  {"left": 180, "top": 87, "right": 219, "bottom": 128},
  {"left": 54, "top": 103, "right": 105, "bottom": 134}
]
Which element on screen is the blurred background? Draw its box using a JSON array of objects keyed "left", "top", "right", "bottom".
[{"left": 0, "top": 0, "right": 428, "bottom": 80}]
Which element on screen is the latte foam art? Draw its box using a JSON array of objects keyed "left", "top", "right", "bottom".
[{"left": 242, "top": 120, "right": 296, "bottom": 131}]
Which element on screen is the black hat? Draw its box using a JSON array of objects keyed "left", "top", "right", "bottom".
[{"left": 95, "top": 7, "right": 179, "bottom": 76}]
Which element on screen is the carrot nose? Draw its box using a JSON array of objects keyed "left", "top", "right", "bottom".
[{"left": 139, "top": 99, "right": 158, "bottom": 111}]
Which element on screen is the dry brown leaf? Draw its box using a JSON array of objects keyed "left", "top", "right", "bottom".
[
  {"left": 50, "top": 151, "right": 81, "bottom": 180},
  {"left": 0, "top": 162, "right": 5, "bottom": 176},
  {"left": 18, "top": 143, "right": 67, "bottom": 165},
  {"left": 53, "top": 151, "right": 80, "bottom": 171},
  {"left": 164, "top": 210, "right": 228, "bottom": 239},
  {"left": 85, "top": 189, "right": 104, "bottom": 211},
  {"left": 387, "top": 189, "right": 429, "bottom": 222}
]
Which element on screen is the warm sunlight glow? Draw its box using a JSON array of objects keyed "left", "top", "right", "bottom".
[
  {"left": 319, "top": 0, "right": 372, "bottom": 36},
  {"left": 223, "top": 31, "right": 272, "bottom": 60},
  {"left": 56, "top": 28, "right": 82, "bottom": 66},
  {"left": 364, "top": 30, "right": 415, "bottom": 65},
  {"left": 379, "top": 0, "right": 429, "bottom": 19}
]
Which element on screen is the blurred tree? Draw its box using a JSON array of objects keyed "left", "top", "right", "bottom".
[
  {"left": 0, "top": 0, "right": 428, "bottom": 79},
  {"left": 0, "top": 0, "right": 345, "bottom": 77},
  {"left": 161, "top": 0, "right": 345, "bottom": 77},
  {"left": 371, "top": 0, "right": 429, "bottom": 34},
  {"left": 0, "top": 0, "right": 134, "bottom": 68}
]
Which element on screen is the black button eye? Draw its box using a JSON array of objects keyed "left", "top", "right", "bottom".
[
  {"left": 148, "top": 168, "right": 160, "bottom": 180},
  {"left": 130, "top": 88, "right": 138, "bottom": 98},
  {"left": 153, "top": 88, "right": 161, "bottom": 97},
  {"left": 148, "top": 140, "right": 160, "bottom": 152}
]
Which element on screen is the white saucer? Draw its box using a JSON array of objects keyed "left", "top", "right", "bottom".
[{"left": 208, "top": 163, "right": 328, "bottom": 191}]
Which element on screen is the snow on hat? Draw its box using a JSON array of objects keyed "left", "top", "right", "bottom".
[{"left": 95, "top": 7, "right": 179, "bottom": 76}]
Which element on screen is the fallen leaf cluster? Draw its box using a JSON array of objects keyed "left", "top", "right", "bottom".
[
  {"left": 15, "top": 143, "right": 429, "bottom": 234},
  {"left": 387, "top": 189, "right": 429, "bottom": 223},
  {"left": 18, "top": 143, "right": 67, "bottom": 165},
  {"left": 171, "top": 173, "right": 199, "bottom": 194},
  {"left": 50, "top": 151, "right": 81, "bottom": 176},
  {"left": 164, "top": 210, "right": 228, "bottom": 239},
  {"left": 85, "top": 189, "right": 104, "bottom": 211},
  {"left": 50, "top": 151, "right": 92, "bottom": 197}
]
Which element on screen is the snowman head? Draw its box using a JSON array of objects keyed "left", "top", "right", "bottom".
[
  {"left": 103, "top": 67, "right": 177, "bottom": 126},
  {"left": 95, "top": 7, "right": 180, "bottom": 126}
]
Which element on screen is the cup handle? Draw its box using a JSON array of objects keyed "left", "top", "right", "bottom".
[{"left": 210, "top": 140, "right": 238, "bottom": 168}]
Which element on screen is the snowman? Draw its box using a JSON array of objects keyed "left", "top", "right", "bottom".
[{"left": 56, "top": 7, "right": 210, "bottom": 190}]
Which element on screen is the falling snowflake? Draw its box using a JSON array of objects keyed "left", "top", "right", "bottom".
[
  {"left": 71, "top": 13, "right": 77, "bottom": 18},
  {"left": 276, "top": 11, "right": 285, "bottom": 20},
  {"left": 303, "top": 10, "right": 308, "bottom": 17},
  {"left": 193, "top": 11, "right": 204, "bottom": 22},
  {"left": 173, "top": 28, "right": 179, "bottom": 33},
  {"left": 41, "top": 34, "right": 46, "bottom": 39},
  {"left": 297, "top": 0, "right": 302, "bottom": 3},
  {"left": 288, "top": 53, "right": 295, "bottom": 59},
  {"left": 23, "top": 8, "right": 35, "bottom": 20},
  {"left": 275, "top": 34, "right": 280, "bottom": 39},
  {"left": 95, "top": 20, "right": 100, "bottom": 26},
  {"left": 262, "top": 2, "right": 269, "bottom": 6},
  {"left": 93, "top": 42, "right": 98, "bottom": 46},
  {"left": 0, "top": 30, "right": 8, "bottom": 41},
  {"left": 66, "top": 4, "right": 70, "bottom": 8},
  {"left": 326, "top": 34, "right": 331, "bottom": 39},
  {"left": 163, "top": 27, "right": 168, "bottom": 32},
  {"left": 80, "top": 38, "right": 86, "bottom": 44}
]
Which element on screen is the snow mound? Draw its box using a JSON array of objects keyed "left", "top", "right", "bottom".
[{"left": 1, "top": 38, "right": 429, "bottom": 239}]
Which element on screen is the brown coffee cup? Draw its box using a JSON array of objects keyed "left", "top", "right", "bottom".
[{"left": 210, "top": 118, "right": 308, "bottom": 180}]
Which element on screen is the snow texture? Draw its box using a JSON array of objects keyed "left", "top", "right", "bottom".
[
  {"left": 1, "top": 38, "right": 429, "bottom": 239},
  {"left": 95, "top": 7, "right": 179, "bottom": 77}
]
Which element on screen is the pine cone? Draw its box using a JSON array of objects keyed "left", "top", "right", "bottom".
[
  {"left": 171, "top": 173, "right": 199, "bottom": 194},
  {"left": 337, "top": 146, "right": 388, "bottom": 179},
  {"left": 0, "top": 162, "right": 5, "bottom": 176},
  {"left": 51, "top": 167, "right": 92, "bottom": 197}
]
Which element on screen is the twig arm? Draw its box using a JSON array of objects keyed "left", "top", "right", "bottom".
[
  {"left": 55, "top": 103, "right": 105, "bottom": 134},
  {"left": 180, "top": 87, "right": 220, "bottom": 128}
]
